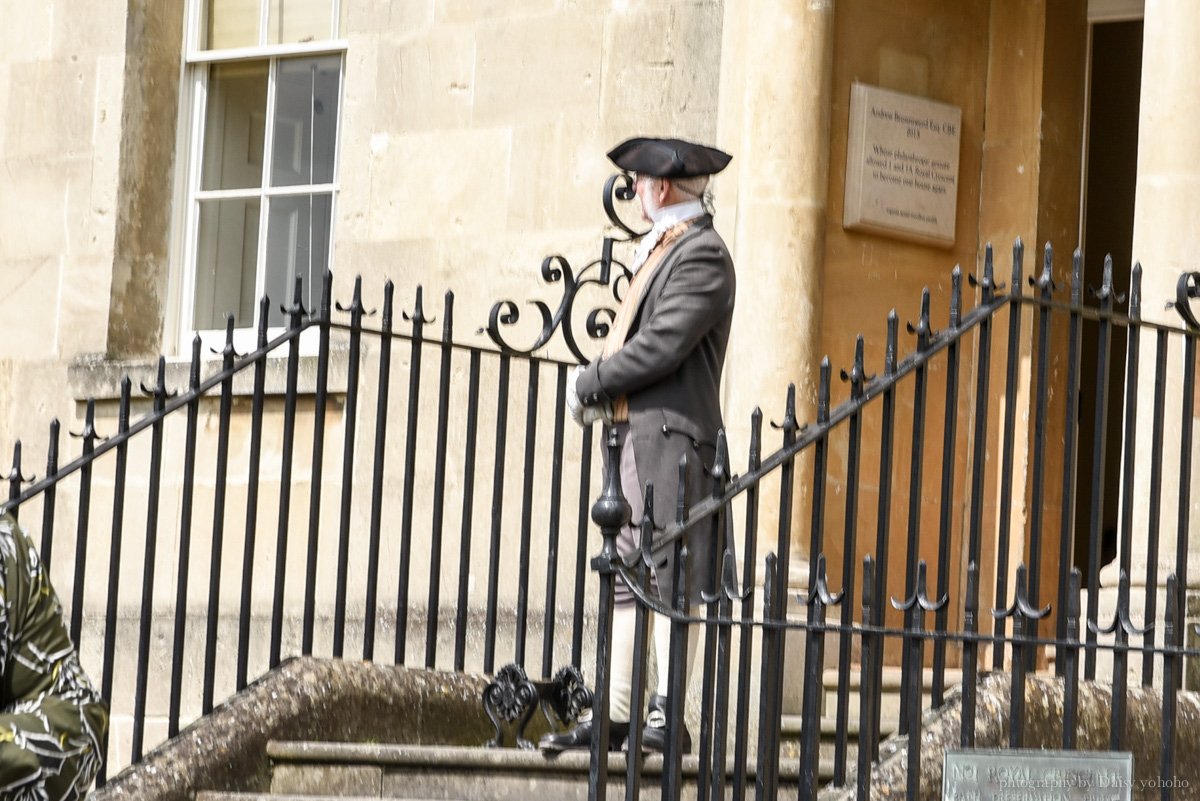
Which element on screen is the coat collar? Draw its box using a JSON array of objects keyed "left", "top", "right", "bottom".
[{"left": 627, "top": 214, "right": 714, "bottom": 326}]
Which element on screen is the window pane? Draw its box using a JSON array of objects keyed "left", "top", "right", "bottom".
[
  {"left": 194, "top": 198, "right": 260, "bottom": 330},
  {"left": 264, "top": 193, "right": 332, "bottom": 326},
  {"left": 268, "top": 0, "right": 334, "bottom": 45},
  {"left": 201, "top": 61, "right": 268, "bottom": 191},
  {"left": 271, "top": 55, "right": 341, "bottom": 187},
  {"left": 204, "top": 0, "right": 260, "bottom": 50}
]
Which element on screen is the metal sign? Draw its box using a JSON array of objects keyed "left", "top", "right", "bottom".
[{"left": 944, "top": 750, "right": 1134, "bottom": 800}]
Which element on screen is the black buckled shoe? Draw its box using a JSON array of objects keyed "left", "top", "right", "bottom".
[
  {"left": 539, "top": 718, "right": 629, "bottom": 754},
  {"left": 639, "top": 694, "right": 692, "bottom": 754}
]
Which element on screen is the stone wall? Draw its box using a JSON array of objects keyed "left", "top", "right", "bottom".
[
  {"left": 823, "top": 672, "right": 1200, "bottom": 801},
  {"left": 92, "top": 657, "right": 494, "bottom": 801}
]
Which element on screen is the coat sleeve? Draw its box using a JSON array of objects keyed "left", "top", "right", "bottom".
[{"left": 576, "top": 241, "right": 733, "bottom": 405}]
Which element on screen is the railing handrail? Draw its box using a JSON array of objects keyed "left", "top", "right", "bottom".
[{"left": 652, "top": 247, "right": 1200, "bottom": 557}]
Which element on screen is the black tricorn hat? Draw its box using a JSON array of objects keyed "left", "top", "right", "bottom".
[{"left": 607, "top": 137, "right": 732, "bottom": 178}]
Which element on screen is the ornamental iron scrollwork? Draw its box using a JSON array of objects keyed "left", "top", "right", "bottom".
[
  {"left": 484, "top": 174, "right": 649, "bottom": 363},
  {"left": 482, "top": 663, "right": 538, "bottom": 749},
  {"left": 541, "top": 664, "right": 593, "bottom": 729},
  {"left": 1170, "top": 271, "right": 1200, "bottom": 330},
  {"left": 481, "top": 663, "right": 594, "bottom": 749}
]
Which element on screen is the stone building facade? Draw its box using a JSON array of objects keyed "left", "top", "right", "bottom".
[{"left": 0, "top": 0, "right": 1194, "bottom": 772}]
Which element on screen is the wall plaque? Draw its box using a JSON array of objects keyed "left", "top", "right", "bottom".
[
  {"left": 944, "top": 750, "right": 1135, "bottom": 801},
  {"left": 843, "top": 82, "right": 962, "bottom": 247}
]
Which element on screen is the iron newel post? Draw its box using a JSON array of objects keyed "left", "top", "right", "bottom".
[{"left": 588, "top": 425, "right": 631, "bottom": 801}]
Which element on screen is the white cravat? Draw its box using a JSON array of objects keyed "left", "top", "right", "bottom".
[{"left": 628, "top": 199, "right": 706, "bottom": 274}]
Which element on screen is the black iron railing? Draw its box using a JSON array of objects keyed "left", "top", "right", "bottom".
[
  {"left": 2, "top": 273, "right": 619, "bottom": 782},
  {"left": 6, "top": 167, "right": 1199, "bottom": 800},
  {"left": 0, "top": 173, "right": 651, "bottom": 783},
  {"left": 583, "top": 241, "right": 1200, "bottom": 800}
]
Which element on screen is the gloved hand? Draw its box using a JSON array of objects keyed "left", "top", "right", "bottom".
[
  {"left": 581, "top": 400, "right": 613, "bottom": 427},
  {"left": 566, "top": 365, "right": 585, "bottom": 425},
  {"left": 567, "top": 365, "right": 613, "bottom": 428}
]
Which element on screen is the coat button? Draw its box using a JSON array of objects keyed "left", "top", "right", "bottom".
[{"left": 662, "top": 425, "right": 670, "bottom": 435}]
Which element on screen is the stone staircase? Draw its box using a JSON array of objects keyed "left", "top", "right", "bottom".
[
  {"left": 190, "top": 664, "right": 960, "bottom": 800},
  {"left": 194, "top": 743, "right": 801, "bottom": 800}
]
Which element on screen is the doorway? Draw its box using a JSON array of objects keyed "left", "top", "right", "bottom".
[{"left": 1074, "top": 18, "right": 1143, "bottom": 583}]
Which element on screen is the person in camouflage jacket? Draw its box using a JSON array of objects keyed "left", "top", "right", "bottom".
[{"left": 0, "top": 514, "right": 107, "bottom": 800}]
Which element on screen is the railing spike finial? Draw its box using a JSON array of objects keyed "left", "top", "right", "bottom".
[
  {"left": 69, "top": 397, "right": 99, "bottom": 442},
  {"left": 748, "top": 407, "right": 763, "bottom": 466},
  {"left": 907, "top": 289, "right": 933, "bottom": 349},
  {"left": 950, "top": 266, "right": 962, "bottom": 329},
  {"left": 817, "top": 358, "right": 831, "bottom": 423},
  {"left": 279, "top": 273, "right": 308, "bottom": 321},
  {"left": 1011, "top": 236, "right": 1025, "bottom": 291},
  {"left": 1068, "top": 567, "right": 1082, "bottom": 621},
  {"left": 318, "top": 269, "right": 334, "bottom": 321},
  {"left": 404, "top": 284, "right": 433, "bottom": 326},
  {"left": 712, "top": 428, "right": 730, "bottom": 486},
  {"left": 969, "top": 242, "right": 997, "bottom": 301},
  {"left": 257, "top": 295, "right": 271, "bottom": 347},
  {"left": 808, "top": 553, "right": 844, "bottom": 607},
  {"left": 964, "top": 560, "right": 979, "bottom": 619},
  {"left": 719, "top": 546, "right": 748, "bottom": 602},
  {"left": 1070, "top": 248, "right": 1084, "bottom": 306},
  {"left": 840, "top": 335, "right": 869, "bottom": 398},
  {"left": 382, "top": 280, "right": 395, "bottom": 332},
  {"left": 1166, "top": 573, "right": 1179, "bottom": 650},
  {"left": 1129, "top": 262, "right": 1142, "bottom": 319},
  {"left": 762, "top": 552, "right": 778, "bottom": 619},
  {"left": 190, "top": 335, "right": 203, "bottom": 389},
  {"left": 771, "top": 383, "right": 798, "bottom": 432},
  {"left": 441, "top": 290, "right": 455, "bottom": 341},
  {"left": 65, "top": 398, "right": 100, "bottom": 448},
  {"left": 862, "top": 554, "right": 875, "bottom": 611},
  {"left": 214, "top": 314, "right": 240, "bottom": 360},
  {"left": 892, "top": 560, "right": 947, "bottom": 612},
  {"left": 46, "top": 418, "right": 60, "bottom": 463},
  {"left": 140, "top": 356, "right": 177, "bottom": 402},
  {"left": 335, "top": 275, "right": 377, "bottom": 320},
  {"left": 1097, "top": 253, "right": 1116, "bottom": 304},
  {"left": 993, "top": 563, "right": 1051, "bottom": 621},
  {"left": 6, "top": 441, "right": 33, "bottom": 499},
  {"left": 885, "top": 310, "right": 899, "bottom": 376},
  {"left": 118, "top": 378, "right": 132, "bottom": 428},
  {"left": 1031, "top": 241, "right": 1054, "bottom": 296}
]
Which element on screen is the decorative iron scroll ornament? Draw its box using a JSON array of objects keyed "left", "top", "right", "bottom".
[
  {"left": 481, "top": 663, "right": 594, "bottom": 749},
  {"left": 484, "top": 174, "right": 649, "bottom": 363},
  {"left": 1170, "top": 271, "right": 1200, "bottom": 329}
]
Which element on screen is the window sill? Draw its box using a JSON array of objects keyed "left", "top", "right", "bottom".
[{"left": 68, "top": 349, "right": 350, "bottom": 406}]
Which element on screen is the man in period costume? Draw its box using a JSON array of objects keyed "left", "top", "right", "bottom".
[
  {"left": 0, "top": 514, "right": 108, "bottom": 799},
  {"left": 542, "top": 136, "right": 736, "bottom": 754}
]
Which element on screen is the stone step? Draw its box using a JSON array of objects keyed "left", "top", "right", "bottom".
[
  {"left": 779, "top": 714, "right": 898, "bottom": 740},
  {"left": 820, "top": 665, "right": 962, "bottom": 726},
  {"left": 822, "top": 665, "right": 963, "bottom": 690},
  {"left": 198, "top": 794, "right": 457, "bottom": 801},
  {"left": 265, "top": 741, "right": 805, "bottom": 800}
]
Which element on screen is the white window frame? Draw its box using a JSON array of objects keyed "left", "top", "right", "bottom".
[{"left": 176, "top": 0, "right": 347, "bottom": 355}]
